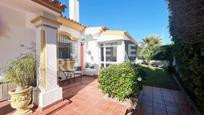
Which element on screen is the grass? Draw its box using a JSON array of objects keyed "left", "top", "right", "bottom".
[{"left": 141, "top": 65, "right": 179, "bottom": 90}]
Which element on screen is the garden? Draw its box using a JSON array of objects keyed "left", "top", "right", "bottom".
[
  {"left": 97, "top": 60, "right": 180, "bottom": 112},
  {"left": 141, "top": 65, "right": 179, "bottom": 90}
]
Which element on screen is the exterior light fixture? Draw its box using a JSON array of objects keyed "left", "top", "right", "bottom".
[{"left": 80, "top": 38, "right": 85, "bottom": 45}]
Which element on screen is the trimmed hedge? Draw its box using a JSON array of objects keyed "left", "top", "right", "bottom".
[
  {"left": 98, "top": 62, "right": 143, "bottom": 100},
  {"left": 153, "top": 45, "right": 173, "bottom": 62}
]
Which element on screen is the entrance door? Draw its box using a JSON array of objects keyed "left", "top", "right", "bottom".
[{"left": 100, "top": 44, "right": 117, "bottom": 69}]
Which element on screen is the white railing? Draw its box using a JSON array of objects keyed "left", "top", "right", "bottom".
[{"left": 0, "top": 83, "right": 15, "bottom": 101}]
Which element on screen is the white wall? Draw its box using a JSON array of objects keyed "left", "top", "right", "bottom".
[
  {"left": 83, "top": 28, "right": 126, "bottom": 74},
  {"left": 117, "top": 41, "right": 125, "bottom": 63},
  {"left": 0, "top": 4, "right": 36, "bottom": 81},
  {"left": 84, "top": 39, "right": 99, "bottom": 65},
  {"left": 83, "top": 27, "right": 103, "bottom": 67}
]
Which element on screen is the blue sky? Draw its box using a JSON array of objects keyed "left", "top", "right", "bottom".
[{"left": 60, "top": 0, "right": 171, "bottom": 44}]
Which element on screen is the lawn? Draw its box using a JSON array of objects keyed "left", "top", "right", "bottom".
[{"left": 141, "top": 65, "right": 179, "bottom": 90}]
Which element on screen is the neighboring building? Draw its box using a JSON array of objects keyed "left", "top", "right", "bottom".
[{"left": 0, "top": 0, "right": 138, "bottom": 109}]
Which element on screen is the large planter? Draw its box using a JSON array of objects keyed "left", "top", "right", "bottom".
[{"left": 8, "top": 86, "right": 32, "bottom": 115}]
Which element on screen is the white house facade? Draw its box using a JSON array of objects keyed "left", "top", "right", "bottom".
[{"left": 0, "top": 0, "right": 138, "bottom": 109}]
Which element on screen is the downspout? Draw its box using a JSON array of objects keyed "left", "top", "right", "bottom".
[{"left": 80, "top": 42, "right": 84, "bottom": 73}]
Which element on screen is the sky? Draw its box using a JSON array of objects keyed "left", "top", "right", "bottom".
[{"left": 60, "top": 0, "right": 171, "bottom": 44}]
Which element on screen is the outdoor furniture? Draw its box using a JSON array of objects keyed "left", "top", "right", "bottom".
[
  {"left": 62, "top": 70, "right": 75, "bottom": 80},
  {"left": 58, "top": 60, "right": 76, "bottom": 71},
  {"left": 58, "top": 60, "right": 76, "bottom": 83},
  {"left": 83, "top": 64, "right": 99, "bottom": 76}
]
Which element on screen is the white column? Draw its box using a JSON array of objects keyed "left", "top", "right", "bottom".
[
  {"left": 32, "top": 16, "right": 62, "bottom": 108},
  {"left": 117, "top": 41, "right": 125, "bottom": 63}
]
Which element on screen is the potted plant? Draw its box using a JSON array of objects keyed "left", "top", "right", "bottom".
[{"left": 4, "top": 54, "right": 35, "bottom": 115}]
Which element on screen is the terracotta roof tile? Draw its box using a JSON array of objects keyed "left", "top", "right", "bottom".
[
  {"left": 61, "top": 16, "right": 87, "bottom": 27},
  {"left": 32, "top": 0, "right": 66, "bottom": 13}
]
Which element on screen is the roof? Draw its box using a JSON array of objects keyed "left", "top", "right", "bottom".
[
  {"left": 101, "top": 30, "right": 139, "bottom": 45},
  {"left": 57, "top": 16, "right": 86, "bottom": 32},
  {"left": 86, "top": 26, "right": 108, "bottom": 31},
  {"left": 32, "top": 0, "right": 66, "bottom": 13}
]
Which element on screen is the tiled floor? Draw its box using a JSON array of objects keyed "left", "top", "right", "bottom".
[
  {"left": 0, "top": 76, "right": 196, "bottom": 115},
  {"left": 51, "top": 76, "right": 128, "bottom": 115},
  {"left": 50, "top": 76, "right": 128, "bottom": 115},
  {"left": 0, "top": 76, "right": 128, "bottom": 115},
  {"left": 136, "top": 86, "right": 196, "bottom": 115}
]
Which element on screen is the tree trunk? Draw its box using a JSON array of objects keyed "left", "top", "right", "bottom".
[{"left": 147, "top": 60, "right": 151, "bottom": 67}]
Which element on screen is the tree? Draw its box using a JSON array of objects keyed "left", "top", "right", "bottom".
[{"left": 138, "top": 35, "right": 162, "bottom": 65}]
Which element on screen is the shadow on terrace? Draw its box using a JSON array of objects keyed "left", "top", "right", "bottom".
[
  {"left": 0, "top": 76, "right": 97, "bottom": 115},
  {"left": 59, "top": 76, "right": 97, "bottom": 100}
]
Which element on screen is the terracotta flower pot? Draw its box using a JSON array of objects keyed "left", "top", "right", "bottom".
[{"left": 8, "top": 86, "right": 32, "bottom": 115}]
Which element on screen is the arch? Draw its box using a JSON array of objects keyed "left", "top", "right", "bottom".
[
  {"left": 57, "top": 31, "right": 78, "bottom": 60},
  {"left": 57, "top": 31, "right": 77, "bottom": 41}
]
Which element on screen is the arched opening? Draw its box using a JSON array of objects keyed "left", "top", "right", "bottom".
[{"left": 57, "top": 31, "right": 78, "bottom": 73}]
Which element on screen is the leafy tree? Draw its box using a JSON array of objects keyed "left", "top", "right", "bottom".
[{"left": 138, "top": 35, "right": 162, "bottom": 65}]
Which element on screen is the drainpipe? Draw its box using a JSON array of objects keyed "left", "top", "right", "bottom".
[
  {"left": 80, "top": 38, "right": 85, "bottom": 73},
  {"left": 80, "top": 43, "right": 84, "bottom": 72}
]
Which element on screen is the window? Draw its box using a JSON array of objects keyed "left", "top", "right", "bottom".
[
  {"left": 57, "top": 34, "right": 73, "bottom": 60},
  {"left": 106, "top": 47, "right": 117, "bottom": 62},
  {"left": 58, "top": 43, "right": 72, "bottom": 59},
  {"left": 100, "top": 47, "right": 104, "bottom": 61}
]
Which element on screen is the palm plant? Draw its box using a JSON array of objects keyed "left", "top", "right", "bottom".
[
  {"left": 138, "top": 35, "right": 162, "bottom": 65},
  {"left": 4, "top": 54, "right": 35, "bottom": 91}
]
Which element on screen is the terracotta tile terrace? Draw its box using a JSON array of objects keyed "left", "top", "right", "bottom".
[{"left": 0, "top": 76, "right": 196, "bottom": 115}]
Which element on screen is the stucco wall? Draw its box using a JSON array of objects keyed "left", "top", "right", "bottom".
[
  {"left": 0, "top": 4, "right": 36, "bottom": 81},
  {"left": 84, "top": 39, "right": 99, "bottom": 65}
]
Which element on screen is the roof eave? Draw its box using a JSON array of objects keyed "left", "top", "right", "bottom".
[{"left": 32, "top": 0, "right": 66, "bottom": 14}]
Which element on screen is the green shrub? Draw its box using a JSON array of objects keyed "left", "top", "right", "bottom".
[
  {"left": 133, "top": 64, "right": 146, "bottom": 78},
  {"left": 166, "top": 65, "right": 175, "bottom": 74},
  {"left": 98, "top": 62, "right": 143, "bottom": 101}
]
